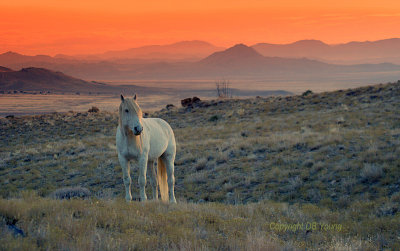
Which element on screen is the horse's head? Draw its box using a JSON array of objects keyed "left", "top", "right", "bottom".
[{"left": 119, "top": 94, "right": 143, "bottom": 135}]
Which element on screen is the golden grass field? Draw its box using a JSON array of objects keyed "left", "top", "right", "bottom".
[{"left": 1, "top": 81, "right": 400, "bottom": 250}]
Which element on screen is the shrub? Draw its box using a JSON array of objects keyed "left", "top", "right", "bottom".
[
  {"left": 166, "top": 104, "right": 175, "bottom": 110},
  {"left": 181, "top": 97, "right": 201, "bottom": 107},
  {"left": 88, "top": 106, "right": 99, "bottom": 113},
  {"left": 302, "top": 90, "right": 313, "bottom": 96},
  {"left": 49, "top": 186, "right": 91, "bottom": 200},
  {"left": 209, "top": 115, "right": 219, "bottom": 122},
  {"left": 194, "top": 157, "right": 208, "bottom": 171},
  {"left": 360, "top": 164, "right": 383, "bottom": 183}
]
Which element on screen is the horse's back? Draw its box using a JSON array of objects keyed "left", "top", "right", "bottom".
[{"left": 144, "top": 118, "right": 174, "bottom": 137}]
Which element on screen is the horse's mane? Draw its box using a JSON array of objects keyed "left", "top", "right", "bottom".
[{"left": 119, "top": 98, "right": 143, "bottom": 152}]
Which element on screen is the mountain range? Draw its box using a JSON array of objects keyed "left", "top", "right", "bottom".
[
  {"left": 55, "top": 38, "right": 400, "bottom": 64},
  {"left": 6, "top": 38, "right": 400, "bottom": 64},
  {"left": 89, "top": 40, "right": 224, "bottom": 61},
  {"left": 1, "top": 39, "right": 400, "bottom": 82},
  {"left": 252, "top": 38, "right": 400, "bottom": 64}
]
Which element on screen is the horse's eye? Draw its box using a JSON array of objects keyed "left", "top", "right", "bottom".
[{"left": 125, "top": 109, "right": 129, "bottom": 113}]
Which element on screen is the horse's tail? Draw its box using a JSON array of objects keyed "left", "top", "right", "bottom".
[{"left": 157, "top": 157, "right": 169, "bottom": 202}]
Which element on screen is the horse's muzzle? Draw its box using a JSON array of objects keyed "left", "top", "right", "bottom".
[{"left": 134, "top": 126, "right": 143, "bottom": 135}]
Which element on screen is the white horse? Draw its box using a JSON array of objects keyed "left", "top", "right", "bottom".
[{"left": 116, "top": 94, "right": 177, "bottom": 203}]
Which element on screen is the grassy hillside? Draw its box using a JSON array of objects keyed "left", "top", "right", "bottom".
[{"left": 1, "top": 81, "right": 400, "bottom": 249}]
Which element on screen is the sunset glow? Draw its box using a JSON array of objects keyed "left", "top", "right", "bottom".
[{"left": 1, "top": 0, "right": 400, "bottom": 55}]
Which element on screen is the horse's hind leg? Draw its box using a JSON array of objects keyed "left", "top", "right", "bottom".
[
  {"left": 148, "top": 160, "right": 158, "bottom": 200},
  {"left": 118, "top": 154, "right": 132, "bottom": 202},
  {"left": 164, "top": 155, "right": 177, "bottom": 203}
]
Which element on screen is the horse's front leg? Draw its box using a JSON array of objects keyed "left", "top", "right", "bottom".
[
  {"left": 138, "top": 153, "right": 148, "bottom": 201},
  {"left": 118, "top": 153, "right": 132, "bottom": 202}
]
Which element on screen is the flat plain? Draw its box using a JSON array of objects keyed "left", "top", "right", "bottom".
[{"left": 0, "top": 79, "right": 376, "bottom": 117}]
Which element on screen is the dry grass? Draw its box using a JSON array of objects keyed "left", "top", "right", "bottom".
[{"left": 0, "top": 195, "right": 389, "bottom": 250}]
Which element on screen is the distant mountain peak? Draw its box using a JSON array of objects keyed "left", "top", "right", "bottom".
[
  {"left": 1, "top": 51, "right": 22, "bottom": 56},
  {"left": 200, "top": 43, "right": 265, "bottom": 66},
  {"left": 231, "top": 43, "right": 248, "bottom": 48},
  {"left": 291, "top": 39, "right": 328, "bottom": 46},
  {"left": 227, "top": 43, "right": 253, "bottom": 51},
  {"left": 211, "top": 43, "right": 262, "bottom": 58}
]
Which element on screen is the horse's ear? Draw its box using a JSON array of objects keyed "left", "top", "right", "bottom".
[
  {"left": 133, "top": 94, "right": 137, "bottom": 101},
  {"left": 121, "top": 95, "right": 125, "bottom": 102}
]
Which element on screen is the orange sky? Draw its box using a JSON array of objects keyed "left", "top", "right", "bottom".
[{"left": 1, "top": 0, "right": 400, "bottom": 55}]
